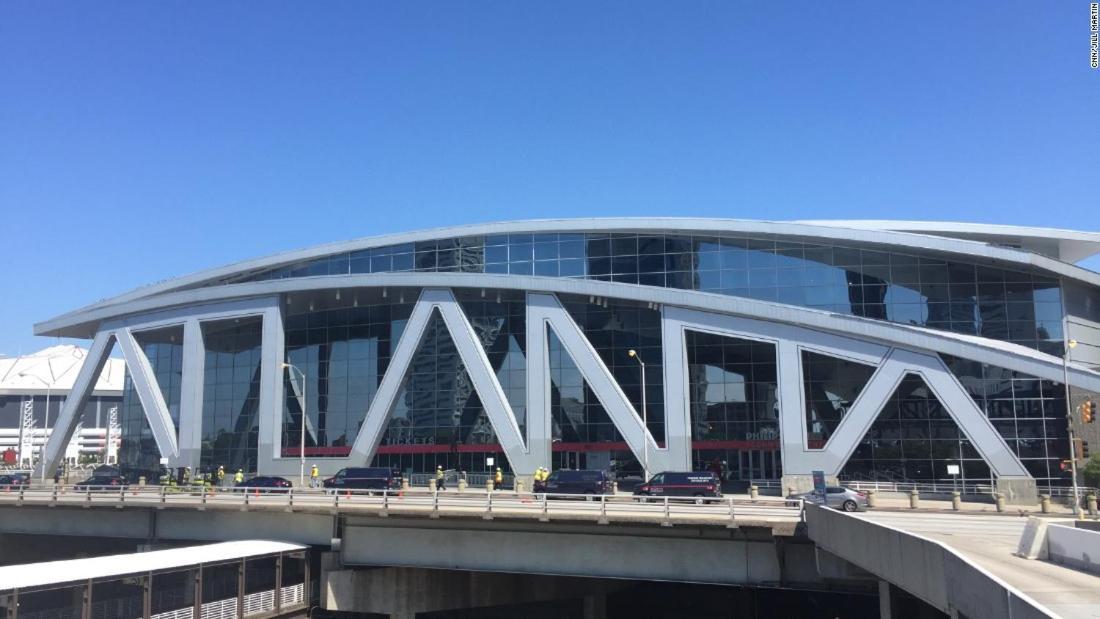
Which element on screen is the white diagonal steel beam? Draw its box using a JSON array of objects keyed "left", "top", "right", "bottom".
[
  {"left": 528, "top": 293, "right": 675, "bottom": 473},
  {"left": 34, "top": 330, "right": 114, "bottom": 478},
  {"left": 115, "top": 327, "right": 179, "bottom": 459},
  {"left": 433, "top": 289, "right": 535, "bottom": 471},
  {"left": 347, "top": 292, "right": 438, "bottom": 463}
]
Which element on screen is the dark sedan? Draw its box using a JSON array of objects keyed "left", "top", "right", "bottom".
[
  {"left": 74, "top": 475, "right": 128, "bottom": 491},
  {"left": 236, "top": 476, "right": 293, "bottom": 493},
  {"left": 0, "top": 473, "right": 29, "bottom": 488}
]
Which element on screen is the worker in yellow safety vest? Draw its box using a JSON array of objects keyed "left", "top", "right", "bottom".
[
  {"left": 310, "top": 464, "right": 320, "bottom": 488},
  {"left": 493, "top": 467, "right": 503, "bottom": 490},
  {"left": 234, "top": 469, "right": 244, "bottom": 486}
]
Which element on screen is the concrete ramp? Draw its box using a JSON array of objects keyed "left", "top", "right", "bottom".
[{"left": 805, "top": 505, "right": 1056, "bottom": 619}]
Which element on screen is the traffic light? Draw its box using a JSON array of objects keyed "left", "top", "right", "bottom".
[{"left": 1083, "top": 399, "right": 1096, "bottom": 424}]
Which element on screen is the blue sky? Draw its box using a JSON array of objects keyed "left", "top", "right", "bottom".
[{"left": 1, "top": 2, "right": 1097, "bottom": 356}]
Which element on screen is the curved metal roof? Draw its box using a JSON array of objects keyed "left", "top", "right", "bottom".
[
  {"left": 800, "top": 220, "right": 1100, "bottom": 263},
  {"left": 39, "top": 218, "right": 1100, "bottom": 335},
  {"left": 0, "top": 540, "right": 306, "bottom": 592}
]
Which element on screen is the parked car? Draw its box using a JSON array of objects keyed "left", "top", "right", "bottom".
[
  {"left": 787, "top": 486, "right": 868, "bottom": 512},
  {"left": 74, "top": 475, "right": 128, "bottom": 491},
  {"left": 633, "top": 471, "right": 722, "bottom": 503},
  {"left": 236, "top": 476, "right": 293, "bottom": 493},
  {"left": 322, "top": 467, "right": 403, "bottom": 493},
  {"left": 0, "top": 473, "right": 29, "bottom": 488},
  {"left": 541, "top": 470, "right": 614, "bottom": 497}
]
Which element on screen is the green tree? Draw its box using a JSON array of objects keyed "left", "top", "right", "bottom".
[{"left": 1083, "top": 454, "right": 1100, "bottom": 490}]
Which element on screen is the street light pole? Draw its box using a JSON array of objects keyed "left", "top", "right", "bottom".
[
  {"left": 281, "top": 363, "right": 307, "bottom": 488},
  {"left": 1063, "top": 338, "right": 1082, "bottom": 518},
  {"left": 627, "top": 349, "right": 649, "bottom": 482}
]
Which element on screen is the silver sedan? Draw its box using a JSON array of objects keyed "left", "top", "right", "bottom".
[{"left": 787, "top": 486, "right": 869, "bottom": 512}]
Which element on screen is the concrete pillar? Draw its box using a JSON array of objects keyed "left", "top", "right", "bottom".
[
  {"left": 908, "top": 490, "right": 919, "bottom": 509},
  {"left": 583, "top": 593, "right": 607, "bottom": 619},
  {"left": 1088, "top": 494, "right": 1098, "bottom": 516},
  {"left": 457, "top": 479, "right": 467, "bottom": 493},
  {"left": 878, "top": 580, "right": 892, "bottom": 619},
  {"left": 995, "top": 493, "right": 1006, "bottom": 513},
  {"left": 951, "top": 492, "right": 961, "bottom": 511},
  {"left": 749, "top": 485, "right": 759, "bottom": 500},
  {"left": 1040, "top": 495, "right": 1050, "bottom": 514},
  {"left": 866, "top": 489, "right": 877, "bottom": 508}
]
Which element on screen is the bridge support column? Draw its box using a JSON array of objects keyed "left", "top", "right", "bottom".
[
  {"left": 582, "top": 592, "right": 606, "bottom": 619},
  {"left": 878, "top": 580, "right": 891, "bottom": 619},
  {"left": 995, "top": 477, "right": 1037, "bottom": 506}
]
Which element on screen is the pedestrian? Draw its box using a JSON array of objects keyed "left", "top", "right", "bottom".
[
  {"left": 310, "top": 464, "right": 320, "bottom": 489},
  {"left": 234, "top": 468, "right": 244, "bottom": 486},
  {"left": 182, "top": 466, "right": 191, "bottom": 486},
  {"left": 216, "top": 465, "right": 225, "bottom": 487},
  {"left": 53, "top": 469, "right": 61, "bottom": 486},
  {"left": 493, "top": 467, "right": 503, "bottom": 491},
  {"left": 435, "top": 465, "right": 446, "bottom": 491}
]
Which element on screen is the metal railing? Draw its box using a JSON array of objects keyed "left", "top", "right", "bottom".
[
  {"left": 0, "top": 483, "right": 803, "bottom": 527},
  {"left": 842, "top": 480, "right": 997, "bottom": 496}
]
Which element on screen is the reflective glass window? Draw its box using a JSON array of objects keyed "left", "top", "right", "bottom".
[
  {"left": 840, "top": 374, "right": 991, "bottom": 485},
  {"left": 802, "top": 351, "right": 877, "bottom": 447}
]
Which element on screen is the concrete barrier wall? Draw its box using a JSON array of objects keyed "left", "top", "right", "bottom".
[
  {"left": 1046, "top": 523, "right": 1100, "bottom": 576},
  {"left": 0, "top": 506, "right": 152, "bottom": 539},
  {"left": 0, "top": 506, "right": 336, "bottom": 547},
  {"left": 342, "top": 521, "right": 785, "bottom": 586},
  {"left": 805, "top": 505, "right": 1054, "bottom": 619}
]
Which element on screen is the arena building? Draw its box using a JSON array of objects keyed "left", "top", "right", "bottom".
[{"left": 29, "top": 219, "right": 1100, "bottom": 500}]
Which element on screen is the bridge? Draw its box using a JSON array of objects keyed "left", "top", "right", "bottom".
[{"left": 2, "top": 485, "right": 1100, "bottom": 618}]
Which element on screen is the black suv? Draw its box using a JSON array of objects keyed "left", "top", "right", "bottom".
[
  {"left": 542, "top": 470, "right": 613, "bottom": 497},
  {"left": 633, "top": 471, "right": 722, "bottom": 503},
  {"left": 323, "top": 467, "right": 403, "bottom": 493}
]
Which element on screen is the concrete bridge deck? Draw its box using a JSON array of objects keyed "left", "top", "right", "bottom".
[
  {"left": 808, "top": 505, "right": 1100, "bottom": 619},
  {"left": 0, "top": 485, "right": 803, "bottom": 531},
  {"left": 856, "top": 511, "right": 1100, "bottom": 619}
]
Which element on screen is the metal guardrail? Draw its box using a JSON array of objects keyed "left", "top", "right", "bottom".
[
  {"left": 843, "top": 480, "right": 997, "bottom": 496},
  {"left": 842, "top": 479, "right": 1097, "bottom": 499},
  {"left": 0, "top": 483, "right": 803, "bottom": 528}
]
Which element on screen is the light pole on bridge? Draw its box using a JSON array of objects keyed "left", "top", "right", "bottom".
[
  {"left": 627, "top": 349, "right": 649, "bottom": 483},
  {"left": 281, "top": 363, "right": 308, "bottom": 488}
]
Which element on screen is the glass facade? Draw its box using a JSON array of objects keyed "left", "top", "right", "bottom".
[
  {"left": 223, "top": 231, "right": 1064, "bottom": 353},
  {"left": 281, "top": 289, "right": 417, "bottom": 456},
  {"left": 280, "top": 288, "right": 526, "bottom": 464},
  {"left": 547, "top": 327, "right": 643, "bottom": 475},
  {"left": 200, "top": 318, "right": 262, "bottom": 473},
  {"left": 802, "top": 351, "right": 877, "bottom": 448},
  {"left": 370, "top": 310, "right": 505, "bottom": 474},
  {"left": 686, "top": 330, "right": 781, "bottom": 480},
  {"left": 940, "top": 355, "right": 1069, "bottom": 488},
  {"left": 558, "top": 294, "right": 664, "bottom": 440},
  {"left": 839, "top": 373, "right": 993, "bottom": 484},
  {"left": 119, "top": 326, "right": 184, "bottom": 476}
]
